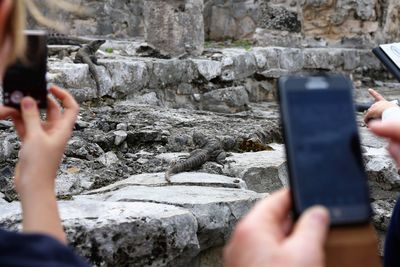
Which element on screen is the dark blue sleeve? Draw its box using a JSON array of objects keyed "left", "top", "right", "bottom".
[
  {"left": 0, "top": 229, "right": 90, "bottom": 267},
  {"left": 384, "top": 196, "right": 400, "bottom": 267}
]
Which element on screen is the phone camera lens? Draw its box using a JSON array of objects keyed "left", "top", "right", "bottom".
[{"left": 10, "top": 91, "right": 24, "bottom": 104}]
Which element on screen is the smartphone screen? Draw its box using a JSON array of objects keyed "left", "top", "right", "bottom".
[
  {"left": 2, "top": 30, "right": 47, "bottom": 109},
  {"left": 279, "top": 75, "right": 371, "bottom": 225}
]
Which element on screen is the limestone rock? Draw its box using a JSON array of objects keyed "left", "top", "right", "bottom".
[
  {"left": 143, "top": 0, "right": 204, "bottom": 57},
  {"left": 192, "top": 59, "right": 222, "bottom": 81},
  {"left": 28, "top": 1, "right": 145, "bottom": 38},
  {"left": 114, "top": 130, "right": 128, "bottom": 146},
  {"left": 201, "top": 86, "right": 249, "bottom": 113},
  {"left": 149, "top": 59, "right": 198, "bottom": 89},
  {"left": 372, "top": 199, "right": 395, "bottom": 232},
  {"left": 359, "top": 128, "right": 387, "bottom": 149},
  {"left": 101, "top": 60, "right": 149, "bottom": 97},
  {"left": 221, "top": 49, "right": 257, "bottom": 81},
  {"left": 55, "top": 161, "right": 94, "bottom": 196},
  {"left": 259, "top": 3, "right": 301, "bottom": 32},
  {"left": 86, "top": 172, "right": 247, "bottom": 195},
  {"left": 364, "top": 147, "right": 400, "bottom": 191},
  {"left": 77, "top": 184, "right": 261, "bottom": 250},
  {"left": 98, "top": 152, "right": 119, "bottom": 166},
  {"left": 0, "top": 200, "right": 200, "bottom": 267},
  {"left": 222, "top": 145, "right": 288, "bottom": 193}
]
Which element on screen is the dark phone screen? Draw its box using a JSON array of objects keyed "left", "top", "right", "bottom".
[
  {"left": 3, "top": 32, "right": 47, "bottom": 109},
  {"left": 281, "top": 77, "right": 370, "bottom": 224}
]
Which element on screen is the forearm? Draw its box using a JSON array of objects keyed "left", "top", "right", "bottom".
[{"left": 19, "top": 187, "right": 66, "bottom": 244}]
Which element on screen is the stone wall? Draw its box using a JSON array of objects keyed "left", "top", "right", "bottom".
[
  {"left": 256, "top": 0, "right": 400, "bottom": 47},
  {"left": 29, "top": 0, "right": 400, "bottom": 47},
  {"left": 29, "top": 0, "right": 145, "bottom": 38},
  {"left": 204, "top": 0, "right": 259, "bottom": 40}
]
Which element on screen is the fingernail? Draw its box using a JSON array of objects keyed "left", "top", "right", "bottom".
[
  {"left": 309, "top": 206, "right": 329, "bottom": 225},
  {"left": 22, "top": 98, "right": 35, "bottom": 109}
]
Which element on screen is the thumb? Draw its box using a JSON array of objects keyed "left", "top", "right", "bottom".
[
  {"left": 290, "top": 206, "right": 329, "bottom": 249},
  {"left": 20, "top": 97, "right": 41, "bottom": 133}
]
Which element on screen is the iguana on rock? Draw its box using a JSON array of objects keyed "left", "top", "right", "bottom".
[
  {"left": 165, "top": 132, "right": 228, "bottom": 183},
  {"left": 47, "top": 33, "right": 92, "bottom": 46},
  {"left": 74, "top": 40, "right": 106, "bottom": 97}
]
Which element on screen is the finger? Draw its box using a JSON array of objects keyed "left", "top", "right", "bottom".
[
  {"left": 369, "top": 121, "right": 400, "bottom": 142},
  {"left": 388, "top": 142, "right": 400, "bottom": 167},
  {"left": 244, "top": 189, "right": 291, "bottom": 240},
  {"left": 364, "top": 108, "right": 377, "bottom": 124},
  {"left": 368, "top": 88, "right": 384, "bottom": 101},
  {"left": 20, "top": 97, "right": 41, "bottom": 134},
  {"left": 46, "top": 95, "right": 62, "bottom": 122},
  {"left": 0, "top": 106, "right": 18, "bottom": 119},
  {"left": 49, "top": 86, "right": 79, "bottom": 127},
  {"left": 11, "top": 114, "right": 25, "bottom": 140},
  {"left": 289, "top": 206, "right": 329, "bottom": 249}
]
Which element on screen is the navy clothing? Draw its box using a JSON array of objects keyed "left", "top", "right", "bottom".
[
  {"left": 384, "top": 197, "right": 400, "bottom": 267},
  {"left": 0, "top": 229, "right": 90, "bottom": 267}
]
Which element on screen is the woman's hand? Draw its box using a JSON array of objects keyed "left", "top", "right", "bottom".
[
  {"left": 224, "top": 189, "right": 329, "bottom": 267},
  {"left": 9, "top": 86, "right": 79, "bottom": 243},
  {"left": 11, "top": 86, "right": 79, "bottom": 195},
  {"left": 364, "top": 89, "right": 398, "bottom": 123}
]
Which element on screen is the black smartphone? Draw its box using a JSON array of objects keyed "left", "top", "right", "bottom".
[
  {"left": 2, "top": 30, "right": 48, "bottom": 109},
  {"left": 278, "top": 74, "right": 371, "bottom": 226}
]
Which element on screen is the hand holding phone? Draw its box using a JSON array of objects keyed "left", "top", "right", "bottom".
[
  {"left": 278, "top": 74, "right": 371, "bottom": 226},
  {"left": 2, "top": 30, "right": 48, "bottom": 109}
]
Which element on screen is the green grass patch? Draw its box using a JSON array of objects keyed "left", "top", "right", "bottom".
[
  {"left": 105, "top": 47, "right": 114, "bottom": 53},
  {"left": 232, "top": 40, "right": 253, "bottom": 51},
  {"left": 204, "top": 39, "right": 254, "bottom": 51}
]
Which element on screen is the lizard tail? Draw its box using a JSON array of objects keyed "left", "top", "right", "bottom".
[{"left": 164, "top": 160, "right": 177, "bottom": 183}]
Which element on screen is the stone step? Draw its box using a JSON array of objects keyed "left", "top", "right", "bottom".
[
  {"left": 221, "top": 144, "right": 287, "bottom": 193},
  {"left": 76, "top": 183, "right": 261, "bottom": 251},
  {"left": 47, "top": 43, "right": 386, "bottom": 111},
  {"left": 0, "top": 171, "right": 261, "bottom": 266},
  {"left": 0, "top": 200, "right": 200, "bottom": 267},
  {"left": 85, "top": 172, "right": 248, "bottom": 194}
]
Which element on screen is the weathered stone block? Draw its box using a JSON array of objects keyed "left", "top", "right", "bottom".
[
  {"left": 208, "top": 5, "right": 237, "bottom": 40},
  {"left": 201, "top": 86, "right": 250, "bottom": 113},
  {"left": 221, "top": 49, "right": 257, "bottom": 81},
  {"left": 192, "top": 59, "right": 222, "bottom": 81},
  {"left": 222, "top": 145, "right": 288, "bottom": 193},
  {"left": 0, "top": 200, "right": 200, "bottom": 267},
  {"left": 303, "top": 48, "right": 344, "bottom": 70},
  {"left": 364, "top": 147, "right": 400, "bottom": 191},
  {"left": 143, "top": 0, "right": 205, "bottom": 57},
  {"left": 101, "top": 59, "right": 149, "bottom": 97},
  {"left": 86, "top": 172, "right": 247, "bottom": 194},
  {"left": 77, "top": 184, "right": 261, "bottom": 250},
  {"left": 259, "top": 3, "right": 301, "bottom": 32},
  {"left": 28, "top": 0, "right": 145, "bottom": 38},
  {"left": 149, "top": 59, "right": 198, "bottom": 88}
]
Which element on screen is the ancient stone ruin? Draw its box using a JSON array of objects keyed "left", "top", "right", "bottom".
[{"left": 0, "top": 0, "right": 399, "bottom": 266}]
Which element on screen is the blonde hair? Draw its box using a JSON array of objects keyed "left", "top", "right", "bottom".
[
  {"left": 5, "top": 0, "right": 88, "bottom": 65},
  {"left": 6, "top": 0, "right": 26, "bottom": 65}
]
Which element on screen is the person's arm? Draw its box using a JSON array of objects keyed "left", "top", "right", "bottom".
[
  {"left": 364, "top": 89, "right": 398, "bottom": 123},
  {"left": 10, "top": 86, "right": 79, "bottom": 244},
  {"left": 224, "top": 189, "right": 329, "bottom": 267}
]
